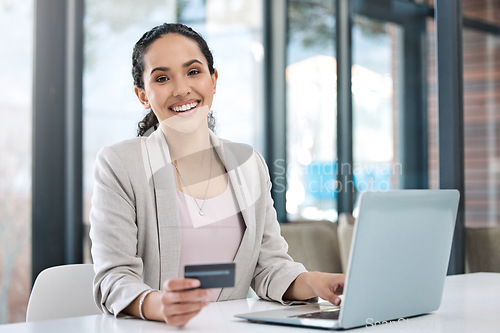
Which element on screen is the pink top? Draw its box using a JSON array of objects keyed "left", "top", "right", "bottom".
[{"left": 176, "top": 182, "right": 245, "bottom": 301}]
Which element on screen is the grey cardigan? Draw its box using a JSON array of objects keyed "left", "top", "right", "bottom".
[{"left": 89, "top": 128, "right": 307, "bottom": 316}]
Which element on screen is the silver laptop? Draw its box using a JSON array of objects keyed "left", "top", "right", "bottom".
[{"left": 236, "top": 190, "right": 460, "bottom": 330}]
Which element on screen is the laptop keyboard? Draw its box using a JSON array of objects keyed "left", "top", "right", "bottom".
[{"left": 291, "top": 309, "right": 340, "bottom": 320}]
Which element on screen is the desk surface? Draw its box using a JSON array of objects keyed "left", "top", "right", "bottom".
[{"left": 1, "top": 272, "right": 499, "bottom": 332}]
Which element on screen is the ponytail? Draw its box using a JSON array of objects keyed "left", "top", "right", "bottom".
[{"left": 137, "top": 109, "right": 158, "bottom": 136}]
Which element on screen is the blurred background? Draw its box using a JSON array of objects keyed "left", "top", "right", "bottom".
[{"left": 1, "top": 0, "right": 499, "bottom": 323}]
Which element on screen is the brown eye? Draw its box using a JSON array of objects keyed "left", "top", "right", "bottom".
[
  {"left": 156, "top": 76, "right": 168, "bottom": 83},
  {"left": 188, "top": 69, "right": 200, "bottom": 76}
]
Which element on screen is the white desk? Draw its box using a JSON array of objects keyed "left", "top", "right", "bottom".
[{"left": 1, "top": 273, "right": 499, "bottom": 332}]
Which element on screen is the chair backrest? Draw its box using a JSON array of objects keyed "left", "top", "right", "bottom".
[
  {"left": 337, "top": 213, "right": 355, "bottom": 272},
  {"left": 26, "top": 264, "right": 101, "bottom": 322},
  {"left": 466, "top": 226, "right": 500, "bottom": 273},
  {"left": 280, "top": 220, "right": 343, "bottom": 273}
]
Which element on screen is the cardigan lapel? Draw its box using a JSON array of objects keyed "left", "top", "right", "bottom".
[{"left": 144, "top": 128, "right": 182, "bottom": 287}]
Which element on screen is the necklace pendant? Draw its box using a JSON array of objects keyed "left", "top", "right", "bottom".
[{"left": 199, "top": 209, "right": 205, "bottom": 216}]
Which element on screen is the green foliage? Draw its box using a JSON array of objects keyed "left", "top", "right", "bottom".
[
  {"left": 288, "top": 0, "right": 336, "bottom": 49},
  {"left": 288, "top": 0, "right": 387, "bottom": 50}
]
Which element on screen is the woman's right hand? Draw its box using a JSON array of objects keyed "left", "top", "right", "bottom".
[{"left": 160, "top": 278, "right": 212, "bottom": 327}]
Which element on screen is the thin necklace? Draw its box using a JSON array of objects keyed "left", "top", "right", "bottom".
[{"left": 173, "top": 147, "right": 213, "bottom": 216}]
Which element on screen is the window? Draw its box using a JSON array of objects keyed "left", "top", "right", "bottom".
[
  {"left": 83, "top": 1, "right": 175, "bottom": 239},
  {"left": 286, "top": 0, "right": 337, "bottom": 221},
  {"left": 352, "top": 17, "right": 402, "bottom": 200},
  {"left": 463, "top": 0, "right": 500, "bottom": 26},
  {"left": 427, "top": 16, "right": 440, "bottom": 190},
  {"left": 427, "top": 0, "right": 500, "bottom": 227},
  {"left": 286, "top": 0, "right": 429, "bottom": 220},
  {"left": 0, "top": 0, "right": 33, "bottom": 324},
  {"left": 462, "top": 27, "right": 500, "bottom": 227}
]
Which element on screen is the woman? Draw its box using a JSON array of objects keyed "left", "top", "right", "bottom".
[{"left": 90, "top": 23, "right": 344, "bottom": 327}]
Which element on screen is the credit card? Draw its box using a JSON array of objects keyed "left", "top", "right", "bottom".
[{"left": 184, "top": 262, "right": 236, "bottom": 289}]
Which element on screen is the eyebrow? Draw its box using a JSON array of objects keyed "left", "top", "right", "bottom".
[{"left": 150, "top": 59, "right": 204, "bottom": 75}]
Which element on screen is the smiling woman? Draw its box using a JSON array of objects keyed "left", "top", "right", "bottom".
[{"left": 89, "top": 22, "right": 345, "bottom": 328}]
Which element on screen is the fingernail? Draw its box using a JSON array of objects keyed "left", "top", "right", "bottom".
[
  {"left": 192, "top": 280, "right": 200, "bottom": 288},
  {"left": 334, "top": 297, "right": 341, "bottom": 306}
]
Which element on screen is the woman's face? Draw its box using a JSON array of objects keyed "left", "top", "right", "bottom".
[{"left": 136, "top": 33, "right": 217, "bottom": 134}]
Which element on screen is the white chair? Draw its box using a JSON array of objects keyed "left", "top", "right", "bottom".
[{"left": 26, "top": 263, "right": 102, "bottom": 322}]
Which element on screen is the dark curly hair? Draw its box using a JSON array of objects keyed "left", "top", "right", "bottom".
[{"left": 133, "top": 23, "right": 216, "bottom": 136}]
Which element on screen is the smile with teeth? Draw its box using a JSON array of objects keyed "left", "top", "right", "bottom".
[{"left": 171, "top": 101, "right": 199, "bottom": 112}]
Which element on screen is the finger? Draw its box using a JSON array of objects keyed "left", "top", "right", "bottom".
[
  {"left": 321, "top": 293, "right": 341, "bottom": 306},
  {"left": 317, "top": 284, "right": 342, "bottom": 306},
  {"left": 162, "top": 299, "right": 209, "bottom": 317},
  {"left": 163, "top": 278, "right": 200, "bottom": 292},
  {"left": 332, "top": 284, "right": 344, "bottom": 295},
  {"left": 328, "top": 276, "right": 344, "bottom": 295},
  {"left": 162, "top": 288, "right": 212, "bottom": 305},
  {"left": 164, "top": 308, "right": 203, "bottom": 327}
]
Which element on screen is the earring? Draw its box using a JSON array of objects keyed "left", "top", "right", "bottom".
[{"left": 207, "top": 109, "right": 216, "bottom": 133}]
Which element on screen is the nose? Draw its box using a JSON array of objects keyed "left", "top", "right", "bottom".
[{"left": 172, "top": 77, "right": 191, "bottom": 97}]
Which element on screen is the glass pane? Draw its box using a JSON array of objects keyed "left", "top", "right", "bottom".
[
  {"left": 0, "top": 0, "right": 33, "bottom": 324},
  {"left": 83, "top": 0, "right": 264, "bottom": 243},
  {"left": 428, "top": 0, "right": 500, "bottom": 26},
  {"left": 463, "top": 0, "right": 500, "bottom": 25},
  {"left": 427, "top": 3, "right": 500, "bottom": 227},
  {"left": 203, "top": 0, "right": 265, "bottom": 151},
  {"left": 286, "top": 0, "right": 337, "bottom": 221},
  {"left": 427, "top": 17, "right": 439, "bottom": 190},
  {"left": 463, "top": 28, "right": 500, "bottom": 227},
  {"left": 352, "top": 17, "right": 401, "bottom": 200},
  {"left": 83, "top": 0, "right": 175, "bottom": 260}
]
